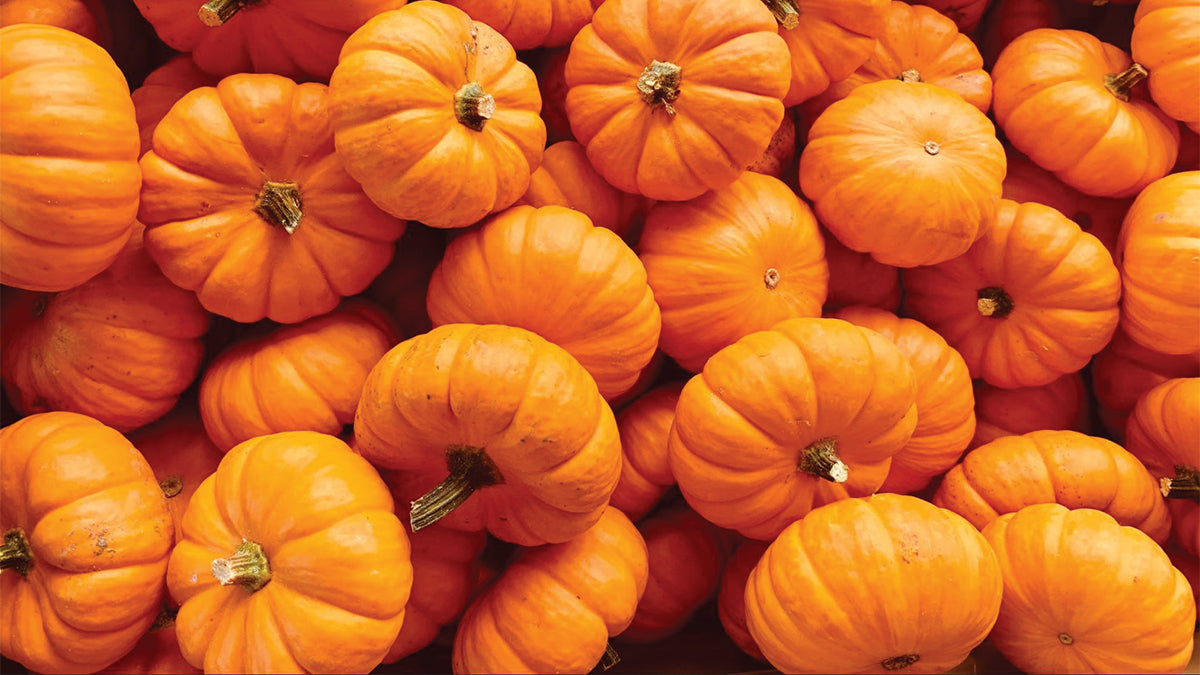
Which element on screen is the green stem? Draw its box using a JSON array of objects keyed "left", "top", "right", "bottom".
[
  {"left": 211, "top": 539, "right": 271, "bottom": 592},
  {"left": 410, "top": 446, "right": 504, "bottom": 532},
  {"left": 1, "top": 529, "right": 33, "bottom": 577},
  {"left": 798, "top": 438, "right": 848, "bottom": 483},
  {"left": 1104, "top": 64, "right": 1148, "bottom": 102},
  {"left": 198, "top": 0, "right": 256, "bottom": 26},
  {"left": 455, "top": 82, "right": 496, "bottom": 132}
]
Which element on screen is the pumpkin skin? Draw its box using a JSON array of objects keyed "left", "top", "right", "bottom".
[
  {"left": 0, "top": 412, "right": 174, "bottom": 674},
  {"left": 1166, "top": 543, "right": 1200, "bottom": 610},
  {"left": 904, "top": 199, "right": 1121, "bottom": 389},
  {"left": 971, "top": 372, "right": 1090, "bottom": 449},
  {"left": 527, "top": 46, "right": 573, "bottom": 145},
  {"left": 166, "top": 431, "right": 411, "bottom": 674},
  {"left": 426, "top": 205, "right": 661, "bottom": 402},
  {"left": 1, "top": 227, "right": 210, "bottom": 433},
  {"left": 199, "top": 300, "right": 398, "bottom": 451},
  {"left": 0, "top": 0, "right": 109, "bottom": 46},
  {"left": 912, "top": 0, "right": 992, "bottom": 32},
  {"left": 330, "top": 3, "right": 546, "bottom": 229},
  {"left": 441, "top": 0, "right": 602, "bottom": 50},
  {"left": 130, "top": 55, "right": 217, "bottom": 158},
  {"left": 1116, "top": 171, "right": 1200, "bottom": 356},
  {"left": 799, "top": 80, "right": 1005, "bottom": 268},
  {"left": 717, "top": 540, "right": 769, "bottom": 662},
  {"left": 821, "top": 230, "right": 902, "bottom": 313},
  {"left": 97, "top": 612, "right": 200, "bottom": 675},
  {"left": 668, "top": 317, "right": 919, "bottom": 540},
  {"left": 563, "top": 0, "right": 791, "bottom": 201},
  {"left": 982, "top": 504, "right": 1195, "bottom": 674},
  {"left": 139, "top": 73, "right": 406, "bottom": 324},
  {"left": 451, "top": 505, "right": 649, "bottom": 674},
  {"left": 981, "top": 0, "right": 1064, "bottom": 68},
  {"left": 933, "top": 429, "right": 1172, "bottom": 542},
  {"left": 1132, "top": 0, "right": 1200, "bottom": 132},
  {"left": 1091, "top": 328, "right": 1200, "bottom": 438},
  {"left": 0, "top": 24, "right": 140, "bottom": 292},
  {"left": 354, "top": 323, "right": 623, "bottom": 546},
  {"left": 360, "top": 223, "right": 448, "bottom": 341},
  {"left": 991, "top": 28, "right": 1180, "bottom": 198},
  {"left": 768, "top": 0, "right": 890, "bottom": 107},
  {"left": 833, "top": 306, "right": 976, "bottom": 495},
  {"left": 638, "top": 172, "right": 829, "bottom": 373},
  {"left": 610, "top": 383, "right": 684, "bottom": 522},
  {"left": 745, "top": 494, "right": 1003, "bottom": 674}
]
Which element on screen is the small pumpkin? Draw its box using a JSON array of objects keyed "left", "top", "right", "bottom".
[
  {"left": 747, "top": 110, "right": 798, "bottom": 180},
  {"left": 97, "top": 607, "right": 200, "bottom": 675},
  {"left": 360, "top": 223, "right": 449, "bottom": 341},
  {"left": 610, "top": 382, "right": 685, "bottom": 522},
  {"left": 971, "top": 372, "right": 1091, "bottom": 449},
  {"left": 1166, "top": 542, "right": 1200, "bottom": 610},
  {"left": 1131, "top": 0, "right": 1200, "bottom": 132},
  {"left": 912, "top": 0, "right": 992, "bottom": 32},
  {"left": 0, "top": 0, "right": 109, "bottom": 46},
  {"left": 526, "top": 46, "right": 573, "bottom": 145},
  {"left": 981, "top": 0, "right": 1064, "bottom": 67},
  {"left": 441, "top": 0, "right": 602, "bottom": 50},
  {"left": 717, "top": 540, "right": 769, "bottom": 662},
  {"left": 1090, "top": 328, "right": 1200, "bottom": 438},
  {"left": 821, "top": 230, "right": 902, "bottom": 313},
  {"left": 130, "top": 55, "right": 217, "bottom": 158}
]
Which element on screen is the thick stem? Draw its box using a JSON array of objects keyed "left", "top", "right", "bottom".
[
  {"left": 764, "top": 268, "right": 781, "bottom": 289},
  {"left": 410, "top": 446, "right": 504, "bottom": 532},
  {"left": 455, "top": 82, "right": 496, "bottom": 132},
  {"left": 1104, "top": 64, "right": 1149, "bottom": 102},
  {"left": 898, "top": 69, "right": 923, "bottom": 83},
  {"left": 882, "top": 654, "right": 921, "bottom": 671},
  {"left": 762, "top": 0, "right": 800, "bottom": 28},
  {"left": 798, "top": 438, "right": 848, "bottom": 483},
  {"left": 1, "top": 529, "right": 33, "bottom": 577},
  {"left": 254, "top": 181, "right": 303, "bottom": 234},
  {"left": 976, "top": 287, "right": 1014, "bottom": 318},
  {"left": 637, "top": 61, "right": 683, "bottom": 116},
  {"left": 211, "top": 539, "right": 271, "bottom": 592},
  {"left": 594, "top": 643, "right": 621, "bottom": 672},
  {"left": 198, "top": 0, "right": 256, "bottom": 26},
  {"left": 160, "top": 476, "right": 184, "bottom": 499},
  {"left": 1161, "top": 466, "right": 1200, "bottom": 502}
]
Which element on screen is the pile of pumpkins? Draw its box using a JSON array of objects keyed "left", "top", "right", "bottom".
[{"left": 1, "top": 0, "right": 1197, "bottom": 673}]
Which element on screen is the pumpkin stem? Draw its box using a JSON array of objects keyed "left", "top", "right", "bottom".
[
  {"left": 594, "top": 643, "right": 621, "bottom": 672},
  {"left": 637, "top": 61, "right": 683, "bottom": 116},
  {"left": 150, "top": 604, "right": 179, "bottom": 632},
  {"left": 211, "top": 538, "right": 271, "bottom": 592},
  {"left": 798, "top": 438, "right": 848, "bottom": 483},
  {"left": 764, "top": 268, "right": 781, "bottom": 289},
  {"left": 761, "top": 0, "right": 800, "bottom": 28},
  {"left": 1, "top": 529, "right": 33, "bottom": 577},
  {"left": 198, "top": 0, "right": 257, "bottom": 26},
  {"left": 1103, "top": 64, "right": 1149, "bottom": 102},
  {"left": 160, "top": 476, "right": 184, "bottom": 499},
  {"left": 254, "top": 181, "right": 303, "bottom": 234},
  {"left": 898, "top": 69, "right": 923, "bottom": 83},
  {"left": 976, "top": 287, "right": 1014, "bottom": 318},
  {"left": 1161, "top": 466, "right": 1200, "bottom": 502},
  {"left": 455, "top": 82, "right": 496, "bottom": 132},
  {"left": 410, "top": 445, "right": 505, "bottom": 532},
  {"left": 882, "top": 654, "right": 921, "bottom": 671}
]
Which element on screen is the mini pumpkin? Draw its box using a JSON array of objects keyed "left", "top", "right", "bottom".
[
  {"left": 441, "top": 0, "right": 602, "bottom": 50},
  {"left": 130, "top": 55, "right": 217, "bottom": 158},
  {"left": 1131, "top": 0, "right": 1200, "bottom": 132},
  {"left": 1091, "top": 328, "right": 1200, "bottom": 438},
  {"left": 717, "top": 540, "right": 769, "bottom": 662},
  {"left": 0, "top": 0, "right": 109, "bottom": 46},
  {"left": 971, "top": 372, "right": 1091, "bottom": 449},
  {"left": 610, "top": 383, "right": 685, "bottom": 522},
  {"left": 821, "top": 230, "right": 902, "bottom": 313},
  {"left": 97, "top": 607, "right": 200, "bottom": 675}
]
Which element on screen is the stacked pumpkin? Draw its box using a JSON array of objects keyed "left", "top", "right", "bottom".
[{"left": 1, "top": 0, "right": 1197, "bottom": 673}]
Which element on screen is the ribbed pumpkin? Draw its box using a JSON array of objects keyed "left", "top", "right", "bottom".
[
  {"left": 764, "top": 0, "right": 889, "bottom": 106},
  {"left": 0, "top": 24, "right": 140, "bottom": 292},
  {"left": 821, "top": 230, "right": 902, "bottom": 313},
  {"left": 97, "top": 610, "right": 199, "bottom": 675},
  {"left": 528, "top": 46, "right": 573, "bottom": 145},
  {"left": 563, "top": 0, "right": 791, "bottom": 201},
  {"left": 130, "top": 55, "right": 216, "bottom": 158},
  {"left": 638, "top": 171, "right": 828, "bottom": 373},
  {"left": 360, "top": 224, "right": 448, "bottom": 341},
  {"left": 981, "top": 0, "right": 1063, "bottom": 67},
  {"left": 0, "top": 0, "right": 109, "bottom": 46},
  {"left": 452, "top": 506, "right": 649, "bottom": 673},
  {"left": 747, "top": 111, "right": 798, "bottom": 180},
  {"left": 983, "top": 504, "right": 1195, "bottom": 674},
  {"left": 1091, "top": 328, "right": 1200, "bottom": 438},
  {"left": 904, "top": 199, "right": 1121, "bottom": 389},
  {"left": 799, "top": 80, "right": 1005, "bottom": 268},
  {"left": 441, "top": 0, "right": 602, "bottom": 50},
  {"left": 745, "top": 494, "right": 1003, "bottom": 674},
  {"left": 1131, "top": 0, "right": 1200, "bottom": 132},
  {"left": 426, "top": 205, "right": 661, "bottom": 401},
  {"left": 913, "top": 0, "right": 992, "bottom": 32},
  {"left": 669, "top": 317, "right": 918, "bottom": 540},
  {"left": 717, "top": 540, "right": 769, "bottom": 662},
  {"left": 971, "top": 372, "right": 1090, "bottom": 449},
  {"left": 1167, "top": 543, "right": 1200, "bottom": 610},
  {"left": 329, "top": 3, "right": 545, "bottom": 229},
  {"left": 610, "top": 383, "right": 684, "bottom": 522},
  {"left": 1, "top": 412, "right": 173, "bottom": 674}
]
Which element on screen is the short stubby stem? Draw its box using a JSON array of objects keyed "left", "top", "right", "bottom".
[
  {"left": 254, "top": 181, "right": 304, "bottom": 234},
  {"left": 455, "top": 82, "right": 496, "bottom": 132},
  {"left": 798, "top": 438, "right": 848, "bottom": 483},
  {"left": 410, "top": 445, "right": 505, "bottom": 531},
  {"left": 898, "top": 69, "right": 923, "bottom": 83},
  {"left": 1161, "top": 466, "right": 1200, "bottom": 502},
  {"left": 1104, "top": 64, "right": 1149, "bottom": 102},
  {"left": 762, "top": 0, "right": 800, "bottom": 28},
  {"left": 882, "top": 654, "right": 921, "bottom": 671},
  {"left": 1, "top": 528, "right": 33, "bottom": 577},
  {"left": 637, "top": 61, "right": 683, "bottom": 116},
  {"left": 764, "top": 267, "right": 781, "bottom": 289},
  {"left": 198, "top": 0, "right": 258, "bottom": 26},
  {"left": 976, "top": 286, "right": 1014, "bottom": 318},
  {"left": 212, "top": 538, "right": 271, "bottom": 592},
  {"left": 160, "top": 476, "right": 184, "bottom": 499}
]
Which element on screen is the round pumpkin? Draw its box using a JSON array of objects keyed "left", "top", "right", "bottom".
[
  {"left": 638, "top": 171, "right": 828, "bottom": 373},
  {"left": 610, "top": 383, "right": 685, "bottom": 522},
  {"left": 166, "top": 431, "right": 411, "bottom": 673},
  {"left": 717, "top": 540, "right": 769, "bottom": 662},
  {"left": 821, "top": 230, "right": 902, "bottom": 313},
  {"left": 971, "top": 372, "right": 1091, "bottom": 449},
  {"left": 97, "top": 608, "right": 200, "bottom": 675},
  {"left": 745, "top": 494, "right": 1003, "bottom": 674},
  {"left": 563, "top": 0, "right": 791, "bottom": 201},
  {"left": 0, "top": 24, "right": 140, "bottom": 292},
  {"left": 130, "top": 55, "right": 217, "bottom": 158},
  {"left": 0, "top": 0, "right": 109, "bottom": 46},
  {"left": 441, "top": 0, "right": 602, "bottom": 50},
  {"left": 799, "top": 79, "right": 1005, "bottom": 268},
  {"left": 1131, "top": 0, "right": 1200, "bottom": 132},
  {"left": 1091, "top": 328, "right": 1200, "bottom": 438},
  {"left": 330, "top": 2, "right": 546, "bottom": 229},
  {"left": 1, "top": 412, "right": 173, "bottom": 674},
  {"left": 747, "top": 111, "right": 798, "bottom": 180}
]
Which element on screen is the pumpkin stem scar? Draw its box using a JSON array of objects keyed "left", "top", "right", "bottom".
[
  {"left": 882, "top": 654, "right": 920, "bottom": 670},
  {"left": 592, "top": 642, "right": 621, "bottom": 672},
  {"left": 160, "top": 476, "right": 184, "bottom": 498},
  {"left": 198, "top": 0, "right": 257, "bottom": 26},
  {"left": 762, "top": 0, "right": 800, "bottom": 29},
  {"left": 455, "top": 82, "right": 496, "bottom": 132},
  {"left": 410, "top": 445, "right": 505, "bottom": 532},
  {"left": 1161, "top": 465, "right": 1200, "bottom": 502},
  {"left": 637, "top": 61, "right": 682, "bottom": 117},
  {"left": 798, "top": 437, "right": 848, "bottom": 483},
  {"left": 764, "top": 267, "right": 781, "bottom": 289},
  {"left": 898, "top": 69, "right": 923, "bottom": 83},
  {"left": 1103, "top": 63, "right": 1148, "bottom": 102},
  {"left": 211, "top": 538, "right": 272, "bottom": 592},
  {"left": 150, "top": 603, "right": 179, "bottom": 632},
  {"left": 1, "top": 528, "right": 34, "bottom": 577},
  {"left": 254, "top": 181, "right": 304, "bottom": 234},
  {"left": 976, "top": 286, "right": 1014, "bottom": 318},
  {"left": 1058, "top": 632, "right": 1075, "bottom": 645}
]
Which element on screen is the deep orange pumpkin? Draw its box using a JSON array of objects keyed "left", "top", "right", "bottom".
[
  {"left": 912, "top": 0, "right": 992, "bottom": 32},
  {"left": 0, "top": 0, "right": 109, "bottom": 46},
  {"left": 717, "top": 539, "right": 769, "bottom": 663},
  {"left": 821, "top": 230, "right": 902, "bottom": 313},
  {"left": 1091, "top": 328, "right": 1200, "bottom": 438},
  {"left": 610, "top": 383, "right": 684, "bottom": 522},
  {"left": 97, "top": 609, "right": 200, "bottom": 675},
  {"left": 1131, "top": 0, "right": 1200, "bottom": 132},
  {"left": 441, "top": 0, "right": 603, "bottom": 50},
  {"left": 130, "top": 55, "right": 217, "bottom": 158},
  {"left": 971, "top": 372, "right": 1091, "bottom": 449}
]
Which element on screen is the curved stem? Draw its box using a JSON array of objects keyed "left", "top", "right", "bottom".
[
  {"left": 211, "top": 539, "right": 271, "bottom": 592},
  {"left": 410, "top": 446, "right": 504, "bottom": 531},
  {"left": 1104, "top": 64, "right": 1148, "bottom": 102},
  {"left": 976, "top": 287, "right": 1014, "bottom": 318},
  {"left": 762, "top": 0, "right": 800, "bottom": 28},
  {"left": 198, "top": 0, "right": 256, "bottom": 26},
  {"left": 455, "top": 82, "right": 496, "bottom": 132},
  {"left": 882, "top": 654, "right": 920, "bottom": 671},
  {"left": 1161, "top": 466, "right": 1200, "bottom": 502},
  {"left": 254, "top": 181, "right": 303, "bottom": 234},
  {"left": 637, "top": 61, "right": 683, "bottom": 116},
  {"left": 798, "top": 438, "right": 848, "bottom": 483},
  {"left": 1, "top": 529, "right": 33, "bottom": 577}
]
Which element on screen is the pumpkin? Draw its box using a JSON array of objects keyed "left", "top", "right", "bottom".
[
  {"left": 0, "top": 412, "right": 173, "bottom": 674},
  {"left": 329, "top": 2, "right": 545, "bottom": 229},
  {"left": 452, "top": 505, "right": 649, "bottom": 674},
  {"left": 610, "top": 383, "right": 684, "bottom": 522},
  {"left": 1, "top": 227, "right": 210, "bottom": 433},
  {"left": 638, "top": 171, "right": 828, "bottom": 373},
  {"left": 139, "top": 73, "right": 407, "bottom": 324},
  {"left": 982, "top": 504, "right": 1195, "bottom": 674},
  {"left": 904, "top": 199, "right": 1121, "bottom": 389},
  {"left": 354, "top": 323, "right": 622, "bottom": 546},
  {"left": 821, "top": 230, "right": 902, "bottom": 313},
  {"left": 745, "top": 494, "right": 1003, "bottom": 673},
  {"left": 199, "top": 300, "right": 398, "bottom": 451},
  {"left": 747, "top": 111, "right": 798, "bottom": 181},
  {"left": 1091, "top": 328, "right": 1200, "bottom": 438},
  {"left": 981, "top": 0, "right": 1064, "bottom": 67},
  {"left": 526, "top": 46, "right": 573, "bottom": 145},
  {"left": 563, "top": 0, "right": 791, "bottom": 201},
  {"left": 971, "top": 372, "right": 1091, "bottom": 449},
  {"left": 360, "top": 223, "right": 448, "bottom": 341},
  {"left": 0, "top": 24, "right": 140, "bottom": 292},
  {"left": 912, "top": 0, "right": 992, "bottom": 32},
  {"left": 605, "top": 349, "right": 668, "bottom": 412},
  {"left": 441, "top": 0, "right": 602, "bottom": 50},
  {"left": 668, "top": 317, "right": 919, "bottom": 540},
  {"left": 1166, "top": 542, "right": 1200, "bottom": 610},
  {"left": 991, "top": 28, "right": 1180, "bottom": 198},
  {"left": 1131, "top": 0, "right": 1200, "bottom": 132},
  {"left": 833, "top": 306, "right": 976, "bottom": 495},
  {"left": 426, "top": 205, "right": 661, "bottom": 402},
  {"left": 97, "top": 607, "right": 200, "bottom": 675},
  {"left": 0, "top": 0, "right": 109, "bottom": 46},
  {"left": 130, "top": 55, "right": 217, "bottom": 158},
  {"left": 166, "top": 431, "right": 411, "bottom": 673},
  {"left": 717, "top": 540, "right": 769, "bottom": 662},
  {"left": 1116, "top": 171, "right": 1200, "bottom": 356},
  {"left": 799, "top": 80, "right": 1005, "bottom": 268},
  {"left": 933, "top": 429, "right": 1172, "bottom": 542},
  {"left": 130, "top": 0, "right": 406, "bottom": 81},
  {"left": 1177, "top": 127, "right": 1200, "bottom": 172},
  {"left": 1125, "top": 378, "right": 1200, "bottom": 558}
]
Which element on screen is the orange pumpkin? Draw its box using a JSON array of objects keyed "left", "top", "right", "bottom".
[
  {"left": 765, "top": 0, "right": 890, "bottom": 106},
  {"left": 97, "top": 608, "right": 200, "bottom": 675},
  {"left": 745, "top": 494, "right": 1003, "bottom": 673},
  {"left": 130, "top": 55, "right": 216, "bottom": 158},
  {"left": 983, "top": 504, "right": 1195, "bottom": 673},
  {"left": 166, "top": 431, "right": 411, "bottom": 673},
  {"left": 563, "top": 0, "right": 791, "bottom": 200},
  {"left": 1, "top": 412, "right": 173, "bottom": 674},
  {"left": 912, "top": 0, "right": 992, "bottom": 32},
  {"left": 991, "top": 28, "right": 1180, "bottom": 198},
  {"left": 638, "top": 171, "right": 828, "bottom": 373},
  {"left": 1131, "top": 0, "right": 1200, "bottom": 132},
  {"left": 452, "top": 506, "right": 649, "bottom": 673},
  {"left": 516, "top": 140, "right": 648, "bottom": 240},
  {"left": 441, "top": 0, "right": 602, "bottom": 50},
  {"left": 610, "top": 383, "right": 684, "bottom": 522},
  {"left": 426, "top": 205, "right": 661, "bottom": 401},
  {"left": 717, "top": 540, "right": 769, "bottom": 662},
  {"left": 799, "top": 80, "right": 1005, "bottom": 268},
  {"left": 904, "top": 199, "right": 1121, "bottom": 389},
  {"left": 360, "top": 223, "right": 448, "bottom": 341},
  {"left": 821, "top": 230, "right": 902, "bottom": 313},
  {"left": 971, "top": 372, "right": 1091, "bottom": 449},
  {"left": 669, "top": 317, "right": 918, "bottom": 540},
  {"left": 747, "top": 111, "right": 798, "bottom": 181},
  {"left": 330, "top": 3, "right": 546, "bottom": 229},
  {"left": 0, "top": 24, "right": 140, "bottom": 292},
  {"left": 1166, "top": 542, "right": 1200, "bottom": 610},
  {"left": 0, "top": 0, "right": 109, "bottom": 46},
  {"left": 1091, "top": 328, "right": 1200, "bottom": 438},
  {"left": 527, "top": 46, "right": 573, "bottom": 145},
  {"left": 981, "top": 0, "right": 1064, "bottom": 67}
]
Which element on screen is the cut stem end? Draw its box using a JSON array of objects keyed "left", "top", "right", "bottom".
[
  {"left": 1161, "top": 466, "right": 1200, "bottom": 502},
  {"left": 255, "top": 181, "right": 303, "bottom": 234},
  {"left": 211, "top": 538, "right": 271, "bottom": 592},
  {"left": 798, "top": 437, "right": 848, "bottom": 483},
  {"left": 1104, "top": 64, "right": 1149, "bottom": 101},
  {"left": 976, "top": 287, "right": 1014, "bottom": 318},
  {"left": 455, "top": 82, "right": 496, "bottom": 132},
  {"left": 762, "top": 0, "right": 800, "bottom": 28},
  {"left": 198, "top": 0, "right": 253, "bottom": 26},
  {"left": 764, "top": 267, "right": 781, "bottom": 289},
  {"left": 637, "top": 61, "right": 682, "bottom": 116}
]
